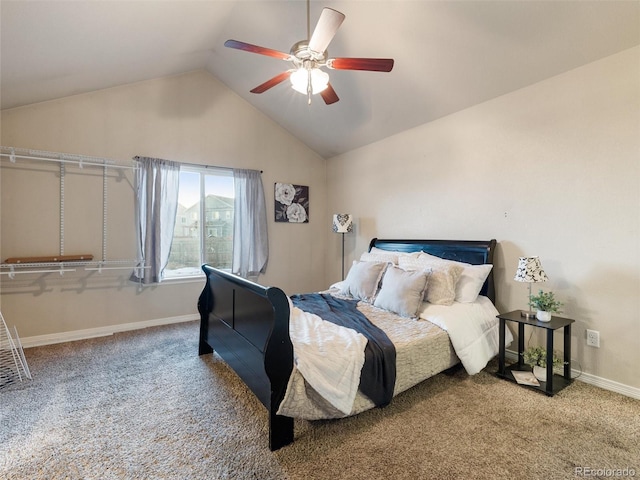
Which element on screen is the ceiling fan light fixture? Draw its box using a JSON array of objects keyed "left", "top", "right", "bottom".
[
  {"left": 290, "top": 67, "right": 329, "bottom": 95},
  {"left": 225, "top": 6, "right": 394, "bottom": 105}
]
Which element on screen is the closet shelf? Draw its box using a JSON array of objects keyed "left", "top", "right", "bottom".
[
  {"left": 1, "top": 145, "right": 144, "bottom": 281},
  {"left": 0, "top": 260, "right": 149, "bottom": 278},
  {"left": 1, "top": 259, "right": 140, "bottom": 269},
  {"left": 0, "top": 260, "right": 147, "bottom": 278},
  {"left": 0, "top": 145, "right": 135, "bottom": 170}
]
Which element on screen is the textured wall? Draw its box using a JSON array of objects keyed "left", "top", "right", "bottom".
[{"left": 327, "top": 47, "right": 640, "bottom": 389}]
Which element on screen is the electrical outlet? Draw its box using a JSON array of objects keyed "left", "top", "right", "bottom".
[{"left": 586, "top": 329, "right": 600, "bottom": 348}]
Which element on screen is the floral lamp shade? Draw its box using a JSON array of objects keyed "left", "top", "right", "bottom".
[
  {"left": 332, "top": 214, "right": 353, "bottom": 233},
  {"left": 514, "top": 256, "right": 548, "bottom": 318},
  {"left": 514, "top": 256, "right": 549, "bottom": 283}
]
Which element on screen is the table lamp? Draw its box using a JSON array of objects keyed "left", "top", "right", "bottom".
[{"left": 514, "top": 256, "right": 548, "bottom": 318}]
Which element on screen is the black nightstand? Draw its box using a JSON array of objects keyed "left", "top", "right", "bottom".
[{"left": 496, "top": 310, "right": 574, "bottom": 396}]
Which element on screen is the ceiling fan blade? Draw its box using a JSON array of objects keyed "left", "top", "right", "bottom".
[
  {"left": 308, "top": 8, "right": 345, "bottom": 54},
  {"left": 224, "top": 39, "right": 291, "bottom": 60},
  {"left": 250, "top": 71, "right": 292, "bottom": 94},
  {"left": 320, "top": 83, "right": 339, "bottom": 105},
  {"left": 328, "top": 58, "right": 395, "bottom": 72}
]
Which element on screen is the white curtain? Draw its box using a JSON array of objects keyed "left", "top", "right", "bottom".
[
  {"left": 232, "top": 169, "right": 268, "bottom": 280},
  {"left": 131, "top": 156, "right": 180, "bottom": 284}
]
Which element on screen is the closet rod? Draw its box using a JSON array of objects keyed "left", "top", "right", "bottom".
[
  {"left": 0, "top": 146, "right": 135, "bottom": 170},
  {"left": 1, "top": 259, "right": 143, "bottom": 269},
  {"left": 0, "top": 152, "right": 135, "bottom": 170},
  {"left": 84, "top": 265, "right": 150, "bottom": 272},
  {"left": 1, "top": 268, "right": 76, "bottom": 278}
]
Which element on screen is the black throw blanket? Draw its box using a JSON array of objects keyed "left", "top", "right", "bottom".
[{"left": 290, "top": 293, "right": 396, "bottom": 408}]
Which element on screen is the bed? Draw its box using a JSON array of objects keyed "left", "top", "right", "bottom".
[{"left": 198, "top": 238, "right": 509, "bottom": 450}]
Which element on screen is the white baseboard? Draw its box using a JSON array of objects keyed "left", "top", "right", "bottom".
[
  {"left": 19, "top": 314, "right": 199, "bottom": 348},
  {"left": 572, "top": 371, "right": 640, "bottom": 400},
  {"left": 505, "top": 349, "right": 640, "bottom": 400}
]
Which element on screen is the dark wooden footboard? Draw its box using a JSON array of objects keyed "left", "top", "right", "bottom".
[{"left": 197, "top": 265, "right": 294, "bottom": 451}]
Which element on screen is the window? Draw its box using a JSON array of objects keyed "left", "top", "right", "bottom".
[{"left": 164, "top": 167, "right": 234, "bottom": 279}]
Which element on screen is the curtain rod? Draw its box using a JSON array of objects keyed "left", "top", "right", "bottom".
[{"left": 133, "top": 156, "right": 262, "bottom": 173}]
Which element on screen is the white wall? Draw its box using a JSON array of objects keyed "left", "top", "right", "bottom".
[
  {"left": 327, "top": 47, "right": 640, "bottom": 389},
  {"left": 0, "top": 71, "right": 328, "bottom": 339}
]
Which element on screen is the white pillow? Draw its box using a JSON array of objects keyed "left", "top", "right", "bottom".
[
  {"left": 373, "top": 266, "right": 430, "bottom": 318},
  {"left": 455, "top": 264, "right": 493, "bottom": 303},
  {"left": 360, "top": 251, "right": 399, "bottom": 264},
  {"left": 398, "top": 255, "right": 463, "bottom": 306},
  {"left": 418, "top": 252, "right": 492, "bottom": 303},
  {"left": 339, "top": 260, "right": 388, "bottom": 303}
]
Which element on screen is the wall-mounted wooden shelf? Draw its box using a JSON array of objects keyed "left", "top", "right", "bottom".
[{"left": 4, "top": 254, "right": 94, "bottom": 264}]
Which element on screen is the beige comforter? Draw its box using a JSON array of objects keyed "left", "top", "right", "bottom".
[{"left": 277, "top": 296, "right": 458, "bottom": 420}]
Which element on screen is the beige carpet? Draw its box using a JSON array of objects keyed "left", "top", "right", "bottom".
[{"left": 1, "top": 321, "right": 638, "bottom": 480}]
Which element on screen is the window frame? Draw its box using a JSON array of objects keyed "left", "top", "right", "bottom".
[{"left": 163, "top": 165, "right": 234, "bottom": 280}]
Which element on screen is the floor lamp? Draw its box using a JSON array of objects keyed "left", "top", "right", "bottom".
[
  {"left": 332, "top": 214, "right": 353, "bottom": 280},
  {"left": 514, "top": 256, "right": 548, "bottom": 318}
]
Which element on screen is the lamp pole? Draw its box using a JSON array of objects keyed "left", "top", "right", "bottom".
[{"left": 341, "top": 232, "right": 345, "bottom": 280}]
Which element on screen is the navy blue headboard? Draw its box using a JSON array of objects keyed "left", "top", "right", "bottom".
[{"left": 369, "top": 238, "right": 497, "bottom": 303}]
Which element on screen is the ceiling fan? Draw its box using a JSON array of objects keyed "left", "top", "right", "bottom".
[{"left": 224, "top": 3, "right": 394, "bottom": 105}]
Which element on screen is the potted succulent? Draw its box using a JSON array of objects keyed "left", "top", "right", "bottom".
[
  {"left": 528, "top": 289, "right": 563, "bottom": 322},
  {"left": 522, "top": 346, "right": 566, "bottom": 381}
]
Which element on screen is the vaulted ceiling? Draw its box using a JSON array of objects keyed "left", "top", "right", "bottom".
[{"left": 2, "top": 1, "right": 639, "bottom": 158}]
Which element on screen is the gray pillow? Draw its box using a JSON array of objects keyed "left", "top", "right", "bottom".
[
  {"left": 339, "top": 260, "right": 388, "bottom": 303},
  {"left": 373, "top": 266, "right": 430, "bottom": 318}
]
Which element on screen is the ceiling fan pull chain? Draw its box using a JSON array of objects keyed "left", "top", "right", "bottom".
[{"left": 307, "top": 70, "right": 312, "bottom": 105}]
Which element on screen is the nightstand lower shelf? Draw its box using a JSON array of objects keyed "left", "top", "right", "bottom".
[{"left": 497, "top": 364, "right": 573, "bottom": 396}]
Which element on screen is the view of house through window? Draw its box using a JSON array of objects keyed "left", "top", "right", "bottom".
[{"left": 164, "top": 167, "right": 234, "bottom": 278}]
